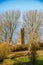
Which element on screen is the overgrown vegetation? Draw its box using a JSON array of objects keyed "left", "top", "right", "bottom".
[{"left": 0, "top": 43, "right": 13, "bottom": 61}]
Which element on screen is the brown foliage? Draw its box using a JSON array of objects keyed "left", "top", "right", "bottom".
[
  {"left": 12, "top": 44, "right": 28, "bottom": 51},
  {"left": 2, "top": 59, "right": 14, "bottom": 65},
  {"left": 0, "top": 43, "right": 13, "bottom": 61}
]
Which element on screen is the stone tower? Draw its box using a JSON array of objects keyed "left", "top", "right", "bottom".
[{"left": 17, "top": 28, "right": 24, "bottom": 45}]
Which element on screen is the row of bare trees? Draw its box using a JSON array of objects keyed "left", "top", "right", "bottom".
[{"left": 0, "top": 10, "right": 43, "bottom": 44}]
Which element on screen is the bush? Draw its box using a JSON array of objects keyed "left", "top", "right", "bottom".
[
  {"left": 12, "top": 44, "right": 28, "bottom": 51},
  {"left": 39, "top": 42, "right": 43, "bottom": 49},
  {"left": 2, "top": 59, "right": 23, "bottom": 65},
  {"left": 2, "top": 59, "right": 14, "bottom": 65},
  {"left": 12, "top": 43, "right": 40, "bottom": 52},
  {"left": 26, "top": 43, "right": 40, "bottom": 50},
  {"left": 0, "top": 43, "right": 12, "bottom": 61},
  {"left": 25, "top": 43, "right": 31, "bottom": 50}
]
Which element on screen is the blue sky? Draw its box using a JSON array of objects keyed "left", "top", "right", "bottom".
[
  {"left": 0, "top": 0, "right": 43, "bottom": 12},
  {"left": 0, "top": 0, "right": 43, "bottom": 42}
]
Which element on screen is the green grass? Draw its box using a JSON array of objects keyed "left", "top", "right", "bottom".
[
  {"left": 0, "top": 56, "right": 43, "bottom": 65},
  {"left": 13, "top": 56, "right": 30, "bottom": 62},
  {"left": 12, "top": 56, "right": 43, "bottom": 65},
  {"left": 38, "top": 56, "right": 43, "bottom": 60},
  {"left": 13, "top": 56, "right": 43, "bottom": 61}
]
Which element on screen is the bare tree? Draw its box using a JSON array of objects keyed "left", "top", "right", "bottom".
[
  {"left": 23, "top": 10, "right": 43, "bottom": 44},
  {"left": 0, "top": 15, "right": 4, "bottom": 42},
  {"left": 0, "top": 10, "right": 20, "bottom": 42},
  {"left": 23, "top": 10, "right": 43, "bottom": 65}
]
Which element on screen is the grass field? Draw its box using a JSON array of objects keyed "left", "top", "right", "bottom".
[
  {"left": 0, "top": 50, "right": 43, "bottom": 65},
  {"left": 12, "top": 56, "right": 43, "bottom": 65},
  {"left": 0, "top": 56, "right": 43, "bottom": 65}
]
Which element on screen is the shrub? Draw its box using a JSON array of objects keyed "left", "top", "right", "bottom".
[
  {"left": 25, "top": 43, "right": 31, "bottom": 50},
  {"left": 2, "top": 59, "right": 14, "bottom": 65},
  {"left": 2, "top": 59, "right": 23, "bottom": 65},
  {"left": 26, "top": 43, "right": 40, "bottom": 50},
  {"left": 0, "top": 43, "right": 12, "bottom": 61},
  {"left": 39, "top": 42, "right": 43, "bottom": 49},
  {"left": 12, "top": 44, "right": 28, "bottom": 51}
]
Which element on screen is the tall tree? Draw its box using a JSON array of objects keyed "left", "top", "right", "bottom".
[
  {"left": 0, "top": 10, "right": 20, "bottom": 42},
  {"left": 23, "top": 10, "right": 43, "bottom": 44},
  {"left": 23, "top": 10, "right": 43, "bottom": 65},
  {"left": 0, "top": 14, "right": 3, "bottom": 42}
]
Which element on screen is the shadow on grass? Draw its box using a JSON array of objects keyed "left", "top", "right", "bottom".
[
  {"left": 14, "top": 62, "right": 31, "bottom": 65},
  {"left": 37, "top": 60, "right": 43, "bottom": 65},
  {"left": 14, "top": 60, "right": 43, "bottom": 65}
]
